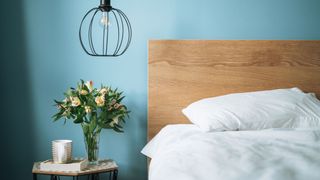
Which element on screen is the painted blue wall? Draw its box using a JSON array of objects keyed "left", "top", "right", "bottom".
[{"left": 1, "top": 0, "right": 320, "bottom": 179}]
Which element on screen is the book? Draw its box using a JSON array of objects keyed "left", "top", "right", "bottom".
[{"left": 39, "top": 158, "right": 88, "bottom": 172}]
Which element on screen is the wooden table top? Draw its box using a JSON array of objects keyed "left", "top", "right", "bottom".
[{"left": 32, "top": 159, "right": 118, "bottom": 176}]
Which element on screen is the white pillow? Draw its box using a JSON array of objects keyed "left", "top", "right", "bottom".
[{"left": 182, "top": 88, "right": 320, "bottom": 132}]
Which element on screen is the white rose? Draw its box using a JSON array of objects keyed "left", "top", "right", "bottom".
[
  {"left": 70, "top": 96, "right": 81, "bottom": 107},
  {"left": 80, "top": 89, "right": 88, "bottom": 95},
  {"left": 99, "top": 88, "right": 108, "bottom": 95},
  {"left": 95, "top": 96, "right": 105, "bottom": 107}
]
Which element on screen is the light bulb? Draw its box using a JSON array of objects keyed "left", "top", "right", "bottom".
[{"left": 100, "top": 12, "right": 110, "bottom": 27}]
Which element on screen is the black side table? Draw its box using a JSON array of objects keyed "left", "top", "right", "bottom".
[{"left": 32, "top": 159, "right": 118, "bottom": 180}]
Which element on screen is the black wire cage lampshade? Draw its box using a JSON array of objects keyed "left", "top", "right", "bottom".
[{"left": 79, "top": 0, "right": 132, "bottom": 57}]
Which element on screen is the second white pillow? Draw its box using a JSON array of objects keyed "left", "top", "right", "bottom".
[{"left": 182, "top": 88, "right": 320, "bottom": 132}]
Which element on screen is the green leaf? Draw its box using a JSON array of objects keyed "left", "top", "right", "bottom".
[
  {"left": 82, "top": 124, "right": 89, "bottom": 134},
  {"left": 52, "top": 113, "right": 58, "bottom": 119},
  {"left": 70, "top": 114, "right": 76, "bottom": 119},
  {"left": 65, "top": 89, "right": 73, "bottom": 96},
  {"left": 118, "top": 96, "right": 125, "bottom": 103},
  {"left": 52, "top": 111, "right": 64, "bottom": 122},
  {"left": 113, "top": 126, "right": 124, "bottom": 133},
  {"left": 114, "top": 123, "right": 123, "bottom": 129},
  {"left": 73, "top": 117, "right": 83, "bottom": 124},
  {"left": 89, "top": 117, "right": 97, "bottom": 132},
  {"left": 99, "top": 121, "right": 111, "bottom": 129},
  {"left": 54, "top": 100, "right": 63, "bottom": 105},
  {"left": 83, "top": 84, "right": 89, "bottom": 92},
  {"left": 53, "top": 116, "right": 61, "bottom": 122}
]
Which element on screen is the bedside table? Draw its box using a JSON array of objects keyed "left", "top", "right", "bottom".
[{"left": 32, "top": 159, "right": 118, "bottom": 180}]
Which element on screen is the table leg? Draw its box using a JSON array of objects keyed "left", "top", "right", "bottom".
[
  {"left": 113, "top": 170, "right": 118, "bottom": 180},
  {"left": 90, "top": 173, "right": 100, "bottom": 180},
  {"left": 50, "top": 175, "right": 59, "bottom": 180},
  {"left": 32, "top": 174, "right": 37, "bottom": 180}
]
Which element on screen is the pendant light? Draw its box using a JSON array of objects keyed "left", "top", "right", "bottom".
[{"left": 79, "top": 0, "right": 132, "bottom": 57}]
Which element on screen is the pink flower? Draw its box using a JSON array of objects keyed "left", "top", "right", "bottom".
[
  {"left": 110, "top": 99, "right": 117, "bottom": 105},
  {"left": 114, "top": 103, "right": 121, "bottom": 109}
]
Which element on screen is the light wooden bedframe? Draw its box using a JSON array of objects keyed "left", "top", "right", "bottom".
[{"left": 148, "top": 40, "right": 320, "bottom": 140}]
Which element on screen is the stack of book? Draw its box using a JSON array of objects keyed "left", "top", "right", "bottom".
[{"left": 39, "top": 158, "right": 88, "bottom": 172}]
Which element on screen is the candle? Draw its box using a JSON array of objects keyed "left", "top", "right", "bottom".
[{"left": 52, "top": 140, "right": 72, "bottom": 164}]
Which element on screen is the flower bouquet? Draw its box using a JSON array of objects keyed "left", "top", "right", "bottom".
[{"left": 53, "top": 80, "right": 130, "bottom": 164}]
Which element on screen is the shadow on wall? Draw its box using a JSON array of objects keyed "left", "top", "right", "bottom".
[{"left": 0, "top": 0, "right": 35, "bottom": 179}]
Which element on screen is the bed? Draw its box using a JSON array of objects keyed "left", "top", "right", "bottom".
[{"left": 144, "top": 40, "right": 320, "bottom": 180}]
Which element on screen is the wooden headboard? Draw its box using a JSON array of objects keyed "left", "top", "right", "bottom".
[{"left": 148, "top": 40, "right": 320, "bottom": 140}]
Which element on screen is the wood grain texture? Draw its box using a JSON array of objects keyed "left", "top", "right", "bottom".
[{"left": 148, "top": 40, "right": 320, "bottom": 140}]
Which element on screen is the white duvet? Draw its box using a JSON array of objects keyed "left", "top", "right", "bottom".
[{"left": 142, "top": 125, "right": 320, "bottom": 180}]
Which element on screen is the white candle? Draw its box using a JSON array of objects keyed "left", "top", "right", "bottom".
[{"left": 52, "top": 140, "right": 72, "bottom": 164}]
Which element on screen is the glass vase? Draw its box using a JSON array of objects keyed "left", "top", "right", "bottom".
[{"left": 83, "top": 126, "right": 101, "bottom": 165}]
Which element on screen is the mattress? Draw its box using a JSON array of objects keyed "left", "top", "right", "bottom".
[{"left": 142, "top": 125, "right": 320, "bottom": 180}]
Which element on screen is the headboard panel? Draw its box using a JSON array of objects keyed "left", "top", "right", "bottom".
[{"left": 148, "top": 40, "right": 320, "bottom": 140}]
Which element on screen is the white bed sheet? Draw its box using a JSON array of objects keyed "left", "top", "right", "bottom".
[{"left": 145, "top": 125, "right": 320, "bottom": 180}]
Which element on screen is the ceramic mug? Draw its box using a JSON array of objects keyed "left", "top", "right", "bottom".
[{"left": 52, "top": 140, "right": 72, "bottom": 164}]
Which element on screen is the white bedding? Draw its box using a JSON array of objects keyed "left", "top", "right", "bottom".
[{"left": 144, "top": 125, "right": 320, "bottom": 180}]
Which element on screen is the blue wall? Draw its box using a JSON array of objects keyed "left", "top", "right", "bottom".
[{"left": 1, "top": 0, "right": 320, "bottom": 179}]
